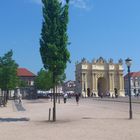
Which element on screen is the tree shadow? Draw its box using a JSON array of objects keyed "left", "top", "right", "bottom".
[
  {"left": 82, "top": 117, "right": 140, "bottom": 120},
  {"left": 0, "top": 117, "right": 30, "bottom": 122}
]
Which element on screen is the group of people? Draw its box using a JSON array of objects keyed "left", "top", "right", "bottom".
[{"left": 63, "top": 92, "right": 80, "bottom": 105}]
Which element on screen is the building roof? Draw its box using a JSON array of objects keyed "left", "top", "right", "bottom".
[
  {"left": 17, "top": 68, "right": 36, "bottom": 77},
  {"left": 124, "top": 72, "right": 140, "bottom": 78}
]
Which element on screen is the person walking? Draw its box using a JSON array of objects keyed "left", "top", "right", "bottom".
[
  {"left": 75, "top": 93, "right": 80, "bottom": 105},
  {"left": 63, "top": 93, "right": 68, "bottom": 103},
  {"left": 18, "top": 93, "right": 22, "bottom": 104}
]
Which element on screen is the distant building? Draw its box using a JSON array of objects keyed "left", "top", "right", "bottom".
[
  {"left": 124, "top": 72, "right": 140, "bottom": 96},
  {"left": 0, "top": 68, "right": 37, "bottom": 99},
  {"left": 62, "top": 80, "right": 76, "bottom": 95},
  {"left": 17, "top": 68, "right": 36, "bottom": 86},
  {"left": 75, "top": 57, "right": 125, "bottom": 97},
  {"left": 46, "top": 85, "right": 63, "bottom": 94},
  {"left": 17, "top": 68, "right": 37, "bottom": 99}
]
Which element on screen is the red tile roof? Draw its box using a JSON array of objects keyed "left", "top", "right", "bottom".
[
  {"left": 124, "top": 72, "right": 140, "bottom": 78},
  {"left": 17, "top": 68, "right": 36, "bottom": 77}
]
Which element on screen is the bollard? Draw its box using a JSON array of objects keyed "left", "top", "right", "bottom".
[{"left": 48, "top": 108, "right": 51, "bottom": 121}]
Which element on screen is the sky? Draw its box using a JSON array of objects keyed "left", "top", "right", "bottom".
[{"left": 0, "top": 0, "right": 140, "bottom": 80}]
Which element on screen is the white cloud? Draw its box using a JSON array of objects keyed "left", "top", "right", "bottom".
[
  {"left": 29, "top": 0, "right": 92, "bottom": 10},
  {"left": 70, "top": 0, "right": 92, "bottom": 10}
]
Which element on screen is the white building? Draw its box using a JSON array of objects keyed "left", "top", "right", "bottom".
[{"left": 124, "top": 72, "right": 140, "bottom": 96}]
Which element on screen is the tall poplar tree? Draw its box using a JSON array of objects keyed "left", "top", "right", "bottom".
[{"left": 40, "top": 0, "right": 70, "bottom": 121}]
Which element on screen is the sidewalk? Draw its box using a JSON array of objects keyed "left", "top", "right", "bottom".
[{"left": 0, "top": 98, "right": 140, "bottom": 140}]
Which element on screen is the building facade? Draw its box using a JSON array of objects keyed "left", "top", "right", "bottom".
[
  {"left": 124, "top": 72, "right": 140, "bottom": 96},
  {"left": 75, "top": 57, "right": 125, "bottom": 97},
  {"left": 0, "top": 68, "right": 37, "bottom": 99},
  {"left": 17, "top": 68, "right": 36, "bottom": 86},
  {"left": 17, "top": 68, "right": 36, "bottom": 99}
]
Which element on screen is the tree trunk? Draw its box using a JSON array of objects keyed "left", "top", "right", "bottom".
[
  {"left": 56, "top": 86, "right": 58, "bottom": 103},
  {"left": 52, "top": 73, "right": 56, "bottom": 121}
]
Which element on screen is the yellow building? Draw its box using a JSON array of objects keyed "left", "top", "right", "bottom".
[{"left": 75, "top": 57, "right": 125, "bottom": 97}]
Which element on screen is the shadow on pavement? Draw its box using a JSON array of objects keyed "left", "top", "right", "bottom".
[
  {"left": 82, "top": 117, "right": 140, "bottom": 120},
  {"left": 14, "top": 100, "right": 26, "bottom": 111},
  {"left": 0, "top": 117, "right": 30, "bottom": 122}
]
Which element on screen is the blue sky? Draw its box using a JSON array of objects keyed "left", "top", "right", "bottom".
[{"left": 0, "top": 0, "right": 140, "bottom": 80}]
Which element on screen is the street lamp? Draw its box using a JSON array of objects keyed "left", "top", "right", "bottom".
[
  {"left": 84, "top": 81, "right": 86, "bottom": 98},
  {"left": 125, "top": 58, "right": 132, "bottom": 119},
  {"left": 83, "top": 73, "right": 86, "bottom": 98}
]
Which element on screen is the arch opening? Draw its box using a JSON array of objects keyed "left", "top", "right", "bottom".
[{"left": 98, "top": 77, "right": 107, "bottom": 97}]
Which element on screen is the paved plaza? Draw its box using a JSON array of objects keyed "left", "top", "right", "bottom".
[{"left": 0, "top": 97, "right": 140, "bottom": 140}]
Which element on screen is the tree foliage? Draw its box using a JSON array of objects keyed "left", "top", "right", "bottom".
[
  {"left": 34, "top": 69, "right": 53, "bottom": 90},
  {"left": 56, "top": 73, "right": 66, "bottom": 85},
  {"left": 18, "top": 80, "right": 27, "bottom": 88},
  {"left": 40, "top": 0, "right": 70, "bottom": 86},
  {"left": 35, "top": 69, "right": 66, "bottom": 91},
  {"left": 0, "top": 50, "right": 19, "bottom": 90}
]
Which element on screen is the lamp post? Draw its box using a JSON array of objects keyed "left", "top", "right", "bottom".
[
  {"left": 125, "top": 58, "right": 132, "bottom": 119},
  {"left": 83, "top": 73, "right": 86, "bottom": 98},
  {"left": 84, "top": 81, "right": 86, "bottom": 98}
]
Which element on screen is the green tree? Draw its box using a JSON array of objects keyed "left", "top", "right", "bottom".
[
  {"left": 35, "top": 69, "right": 53, "bottom": 90},
  {"left": 40, "top": 0, "right": 70, "bottom": 121},
  {"left": 0, "top": 50, "right": 19, "bottom": 104},
  {"left": 18, "top": 79, "right": 27, "bottom": 88},
  {"left": 56, "top": 73, "right": 66, "bottom": 85}
]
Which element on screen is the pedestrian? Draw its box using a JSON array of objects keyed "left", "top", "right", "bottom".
[
  {"left": 136, "top": 93, "right": 139, "bottom": 98},
  {"left": 75, "top": 93, "right": 80, "bottom": 105},
  {"left": 91, "top": 92, "right": 93, "bottom": 97},
  {"left": 114, "top": 88, "right": 118, "bottom": 98},
  {"left": 63, "top": 93, "right": 68, "bottom": 103},
  {"left": 100, "top": 92, "right": 103, "bottom": 98},
  {"left": 18, "top": 93, "right": 22, "bottom": 104}
]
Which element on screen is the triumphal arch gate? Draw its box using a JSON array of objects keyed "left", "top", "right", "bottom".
[{"left": 75, "top": 57, "right": 125, "bottom": 97}]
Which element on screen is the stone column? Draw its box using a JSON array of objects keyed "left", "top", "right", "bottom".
[
  {"left": 122, "top": 76, "right": 124, "bottom": 90},
  {"left": 109, "top": 73, "right": 114, "bottom": 97},
  {"left": 82, "top": 73, "right": 84, "bottom": 96},
  {"left": 82, "top": 73, "right": 87, "bottom": 97},
  {"left": 119, "top": 74, "right": 125, "bottom": 96},
  {"left": 85, "top": 73, "right": 87, "bottom": 97},
  {"left": 109, "top": 73, "right": 112, "bottom": 90},
  {"left": 95, "top": 75, "right": 98, "bottom": 95},
  {"left": 119, "top": 74, "right": 122, "bottom": 90},
  {"left": 92, "top": 73, "right": 94, "bottom": 91},
  {"left": 92, "top": 73, "right": 98, "bottom": 96},
  {"left": 112, "top": 74, "right": 114, "bottom": 90}
]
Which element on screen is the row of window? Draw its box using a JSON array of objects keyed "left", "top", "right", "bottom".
[{"left": 131, "top": 80, "right": 140, "bottom": 87}]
